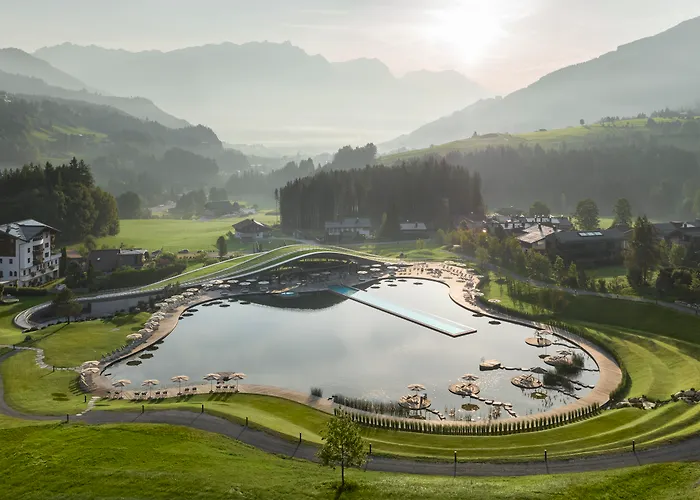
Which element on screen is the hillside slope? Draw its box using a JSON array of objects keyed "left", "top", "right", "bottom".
[
  {"left": 382, "top": 17, "right": 700, "bottom": 151},
  {"left": 34, "top": 42, "right": 487, "bottom": 146},
  {"left": 0, "top": 47, "right": 89, "bottom": 91},
  {"left": 0, "top": 69, "right": 189, "bottom": 129}
]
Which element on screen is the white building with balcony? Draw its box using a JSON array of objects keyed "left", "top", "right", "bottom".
[{"left": 0, "top": 219, "right": 61, "bottom": 287}]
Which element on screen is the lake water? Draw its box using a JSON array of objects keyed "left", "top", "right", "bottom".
[{"left": 109, "top": 279, "right": 599, "bottom": 421}]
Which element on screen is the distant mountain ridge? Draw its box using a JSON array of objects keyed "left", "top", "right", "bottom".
[
  {"left": 33, "top": 41, "right": 487, "bottom": 147},
  {"left": 0, "top": 68, "right": 189, "bottom": 129},
  {"left": 0, "top": 47, "right": 90, "bottom": 91},
  {"left": 381, "top": 16, "right": 700, "bottom": 152}
]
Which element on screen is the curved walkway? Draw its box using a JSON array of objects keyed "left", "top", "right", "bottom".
[{"left": 2, "top": 348, "right": 700, "bottom": 476}]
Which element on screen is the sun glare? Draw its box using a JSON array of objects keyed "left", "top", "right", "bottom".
[{"left": 420, "top": 3, "right": 509, "bottom": 65}]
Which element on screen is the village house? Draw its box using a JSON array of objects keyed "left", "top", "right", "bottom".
[
  {"left": 399, "top": 222, "right": 428, "bottom": 238},
  {"left": 233, "top": 219, "right": 273, "bottom": 240},
  {"left": 324, "top": 218, "right": 373, "bottom": 239},
  {"left": 547, "top": 229, "right": 627, "bottom": 266},
  {"left": 88, "top": 249, "right": 149, "bottom": 274},
  {"left": 0, "top": 219, "right": 62, "bottom": 286}
]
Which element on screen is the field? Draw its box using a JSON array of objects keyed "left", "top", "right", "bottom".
[
  {"left": 381, "top": 118, "right": 700, "bottom": 163},
  {"left": 1, "top": 423, "right": 699, "bottom": 499},
  {"left": 71, "top": 215, "right": 278, "bottom": 253},
  {"left": 0, "top": 296, "right": 48, "bottom": 345}
]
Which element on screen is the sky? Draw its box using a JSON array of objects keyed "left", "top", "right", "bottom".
[{"left": 2, "top": 0, "right": 700, "bottom": 93}]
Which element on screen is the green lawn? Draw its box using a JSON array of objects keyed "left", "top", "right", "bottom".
[
  {"left": 2, "top": 423, "right": 699, "bottom": 499},
  {"left": 348, "top": 241, "right": 456, "bottom": 261},
  {"left": 33, "top": 313, "right": 149, "bottom": 367},
  {"left": 381, "top": 118, "right": 700, "bottom": 163},
  {"left": 143, "top": 254, "right": 256, "bottom": 290},
  {"left": 98, "top": 393, "right": 700, "bottom": 461},
  {"left": 0, "top": 351, "right": 85, "bottom": 415},
  {"left": 72, "top": 216, "right": 276, "bottom": 253},
  {"left": 0, "top": 296, "right": 49, "bottom": 345}
]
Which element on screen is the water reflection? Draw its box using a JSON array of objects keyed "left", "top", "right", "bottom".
[{"left": 109, "top": 279, "right": 600, "bottom": 420}]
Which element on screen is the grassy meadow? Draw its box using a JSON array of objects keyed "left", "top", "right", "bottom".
[
  {"left": 381, "top": 118, "right": 700, "bottom": 163},
  {"left": 2, "top": 423, "right": 699, "bottom": 499}
]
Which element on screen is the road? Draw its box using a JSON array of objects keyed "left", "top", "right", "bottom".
[{"left": 1, "top": 350, "right": 699, "bottom": 477}]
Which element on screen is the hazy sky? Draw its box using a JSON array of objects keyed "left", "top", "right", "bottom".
[{"left": 3, "top": 0, "right": 700, "bottom": 92}]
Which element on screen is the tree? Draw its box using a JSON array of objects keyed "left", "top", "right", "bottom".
[
  {"left": 116, "top": 191, "right": 142, "bottom": 219},
  {"left": 216, "top": 235, "right": 227, "bottom": 259},
  {"left": 476, "top": 247, "right": 490, "bottom": 269},
  {"left": 552, "top": 256, "right": 566, "bottom": 284},
  {"left": 529, "top": 201, "right": 551, "bottom": 217},
  {"left": 0, "top": 283, "right": 4, "bottom": 301},
  {"left": 318, "top": 412, "right": 366, "bottom": 487},
  {"left": 59, "top": 247, "right": 67, "bottom": 277},
  {"left": 84, "top": 235, "right": 97, "bottom": 252},
  {"left": 669, "top": 242, "right": 687, "bottom": 268},
  {"left": 52, "top": 287, "right": 83, "bottom": 324},
  {"left": 567, "top": 262, "right": 579, "bottom": 288},
  {"left": 525, "top": 251, "right": 551, "bottom": 281},
  {"left": 378, "top": 203, "right": 400, "bottom": 240},
  {"left": 612, "top": 198, "right": 633, "bottom": 227},
  {"left": 625, "top": 216, "right": 659, "bottom": 285},
  {"left": 574, "top": 199, "right": 600, "bottom": 230},
  {"left": 580, "top": 118, "right": 585, "bottom": 126}
]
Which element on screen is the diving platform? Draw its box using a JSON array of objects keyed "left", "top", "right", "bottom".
[{"left": 328, "top": 285, "right": 476, "bottom": 338}]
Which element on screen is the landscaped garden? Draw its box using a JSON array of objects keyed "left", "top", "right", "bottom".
[{"left": 1, "top": 245, "right": 699, "bottom": 498}]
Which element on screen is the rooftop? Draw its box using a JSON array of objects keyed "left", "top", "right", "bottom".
[
  {"left": 400, "top": 222, "right": 427, "bottom": 231},
  {"left": 325, "top": 217, "right": 372, "bottom": 230},
  {"left": 517, "top": 225, "right": 556, "bottom": 244},
  {"left": 553, "top": 229, "right": 626, "bottom": 244},
  {"left": 233, "top": 219, "right": 272, "bottom": 232},
  {"left": 0, "top": 219, "right": 59, "bottom": 242}
]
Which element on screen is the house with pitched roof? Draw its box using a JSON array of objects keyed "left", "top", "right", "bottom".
[{"left": 0, "top": 219, "right": 61, "bottom": 286}]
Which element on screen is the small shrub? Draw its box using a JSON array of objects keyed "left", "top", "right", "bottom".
[{"left": 310, "top": 387, "right": 323, "bottom": 398}]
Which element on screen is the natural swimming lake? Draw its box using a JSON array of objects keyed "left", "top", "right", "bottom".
[{"left": 109, "top": 279, "right": 599, "bottom": 420}]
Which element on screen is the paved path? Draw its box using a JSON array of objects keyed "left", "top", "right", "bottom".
[{"left": 2, "top": 349, "right": 700, "bottom": 476}]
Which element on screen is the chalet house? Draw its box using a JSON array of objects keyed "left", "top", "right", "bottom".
[
  {"left": 233, "top": 219, "right": 272, "bottom": 240},
  {"left": 517, "top": 224, "right": 556, "bottom": 252},
  {"left": 324, "top": 218, "right": 373, "bottom": 238},
  {"left": 547, "top": 229, "right": 627, "bottom": 266},
  {"left": 88, "top": 249, "right": 149, "bottom": 274},
  {"left": 399, "top": 222, "right": 428, "bottom": 238},
  {"left": 653, "top": 221, "right": 700, "bottom": 252},
  {"left": 0, "top": 219, "right": 61, "bottom": 286}
]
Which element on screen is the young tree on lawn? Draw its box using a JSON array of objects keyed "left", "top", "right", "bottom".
[
  {"left": 216, "top": 235, "right": 227, "bottom": 259},
  {"left": 612, "top": 198, "right": 633, "bottom": 227},
  {"left": 553, "top": 256, "right": 566, "bottom": 284},
  {"left": 574, "top": 199, "right": 600, "bottom": 230},
  {"left": 625, "top": 216, "right": 659, "bottom": 285},
  {"left": 52, "top": 287, "right": 83, "bottom": 324},
  {"left": 318, "top": 412, "right": 366, "bottom": 488}
]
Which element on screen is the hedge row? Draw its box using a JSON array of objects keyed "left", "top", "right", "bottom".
[
  {"left": 1, "top": 286, "right": 49, "bottom": 296},
  {"left": 339, "top": 403, "right": 601, "bottom": 435}
]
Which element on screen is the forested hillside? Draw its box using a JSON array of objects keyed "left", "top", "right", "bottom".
[
  {"left": 279, "top": 157, "right": 483, "bottom": 232},
  {"left": 0, "top": 94, "right": 249, "bottom": 203},
  {"left": 440, "top": 145, "right": 700, "bottom": 217},
  {"left": 0, "top": 158, "right": 119, "bottom": 242}
]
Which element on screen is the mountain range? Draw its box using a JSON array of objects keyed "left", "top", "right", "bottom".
[
  {"left": 0, "top": 49, "right": 189, "bottom": 129},
  {"left": 32, "top": 42, "right": 487, "bottom": 148},
  {"left": 381, "top": 16, "right": 700, "bottom": 152}
]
